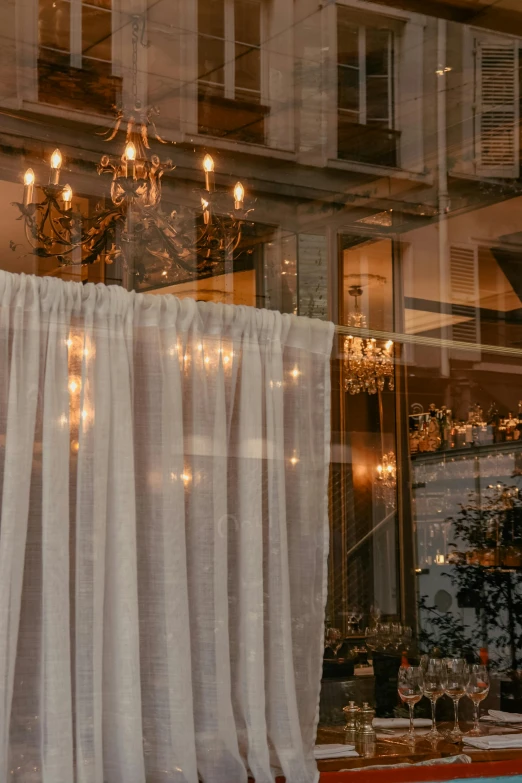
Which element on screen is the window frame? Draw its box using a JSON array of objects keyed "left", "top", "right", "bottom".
[
  {"left": 197, "top": 0, "right": 266, "bottom": 105},
  {"left": 38, "top": 0, "right": 114, "bottom": 71},
  {"left": 337, "top": 21, "right": 395, "bottom": 129}
]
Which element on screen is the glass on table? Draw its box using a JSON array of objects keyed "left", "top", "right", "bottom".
[
  {"left": 465, "top": 664, "right": 490, "bottom": 736},
  {"left": 398, "top": 665, "right": 424, "bottom": 744},
  {"left": 442, "top": 658, "right": 468, "bottom": 742},
  {"left": 422, "top": 658, "right": 445, "bottom": 741}
]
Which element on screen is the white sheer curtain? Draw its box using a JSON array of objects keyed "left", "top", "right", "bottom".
[{"left": 0, "top": 271, "right": 334, "bottom": 783}]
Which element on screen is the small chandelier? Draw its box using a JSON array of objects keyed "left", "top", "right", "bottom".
[
  {"left": 376, "top": 452, "right": 396, "bottom": 488},
  {"left": 13, "top": 109, "right": 249, "bottom": 286},
  {"left": 343, "top": 285, "right": 394, "bottom": 395},
  {"left": 375, "top": 451, "right": 397, "bottom": 508}
]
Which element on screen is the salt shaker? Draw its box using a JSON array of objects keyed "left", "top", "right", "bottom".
[
  {"left": 356, "top": 702, "right": 376, "bottom": 757},
  {"left": 342, "top": 701, "right": 359, "bottom": 744}
]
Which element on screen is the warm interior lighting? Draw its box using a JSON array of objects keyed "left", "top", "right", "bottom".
[
  {"left": 385, "top": 340, "right": 393, "bottom": 350},
  {"left": 234, "top": 182, "right": 244, "bottom": 208},
  {"left": 51, "top": 149, "right": 62, "bottom": 170},
  {"left": 125, "top": 142, "right": 137, "bottom": 161},
  {"left": 203, "top": 154, "right": 214, "bottom": 173},
  {"left": 62, "top": 184, "right": 72, "bottom": 204},
  {"left": 24, "top": 168, "right": 35, "bottom": 186},
  {"left": 291, "top": 367, "right": 300, "bottom": 378},
  {"left": 69, "top": 379, "right": 79, "bottom": 393},
  {"left": 290, "top": 453, "right": 299, "bottom": 466}
]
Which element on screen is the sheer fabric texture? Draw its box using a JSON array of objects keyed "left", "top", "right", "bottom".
[{"left": 0, "top": 271, "right": 334, "bottom": 783}]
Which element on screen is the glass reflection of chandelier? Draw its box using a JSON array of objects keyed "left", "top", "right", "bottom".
[
  {"left": 13, "top": 16, "right": 250, "bottom": 287},
  {"left": 343, "top": 285, "right": 394, "bottom": 395},
  {"left": 14, "top": 119, "right": 248, "bottom": 286}
]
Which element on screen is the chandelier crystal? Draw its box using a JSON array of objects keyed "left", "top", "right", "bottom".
[
  {"left": 343, "top": 286, "right": 394, "bottom": 395},
  {"left": 375, "top": 451, "right": 397, "bottom": 508}
]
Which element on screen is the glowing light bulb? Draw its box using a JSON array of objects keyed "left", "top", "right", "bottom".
[
  {"left": 66, "top": 338, "right": 73, "bottom": 348},
  {"left": 291, "top": 367, "right": 300, "bottom": 379},
  {"left": 23, "top": 168, "right": 35, "bottom": 205},
  {"left": 181, "top": 471, "right": 191, "bottom": 484},
  {"left": 234, "top": 181, "right": 244, "bottom": 209},
  {"left": 203, "top": 154, "right": 215, "bottom": 191},
  {"left": 24, "top": 168, "right": 35, "bottom": 186},
  {"left": 68, "top": 379, "right": 79, "bottom": 393},
  {"left": 49, "top": 149, "right": 62, "bottom": 184},
  {"left": 62, "top": 184, "right": 72, "bottom": 205},
  {"left": 385, "top": 340, "right": 393, "bottom": 350},
  {"left": 51, "top": 149, "right": 62, "bottom": 170},
  {"left": 290, "top": 453, "right": 299, "bottom": 466},
  {"left": 125, "top": 142, "right": 136, "bottom": 161},
  {"left": 377, "top": 464, "right": 383, "bottom": 475}
]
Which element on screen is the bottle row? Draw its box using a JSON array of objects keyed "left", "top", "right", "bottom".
[{"left": 409, "top": 402, "right": 522, "bottom": 454}]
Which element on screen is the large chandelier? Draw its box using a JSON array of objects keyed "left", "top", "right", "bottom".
[
  {"left": 343, "top": 285, "right": 394, "bottom": 395},
  {"left": 14, "top": 114, "right": 248, "bottom": 286},
  {"left": 13, "top": 16, "right": 249, "bottom": 287}
]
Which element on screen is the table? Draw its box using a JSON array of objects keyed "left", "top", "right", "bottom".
[{"left": 316, "top": 721, "right": 522, "bottom": 781}]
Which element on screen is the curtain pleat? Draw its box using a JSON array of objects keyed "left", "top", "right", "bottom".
[{"left": 0, "top": 271, "right": 333, "bottom": 783}]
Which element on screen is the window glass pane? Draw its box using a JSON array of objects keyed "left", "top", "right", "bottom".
[
  {"left": 198, "top": 0, "right": 225, "bottom": 38},
  {"left": 235, "top": 43, "right": 260, "bottom": 94},
  {"left": 235, "top": 0, "right": 260, "bottom": 47},
  {"left": 198, "top": 35, "right": 225, "bottom": 84},
  {"left": 337, "top": 17, "right": 359, "bottom": 68},
  {"left": 82, "top": 6, "right": 112, "bottom": 61},
  {"left": 366, "top": 28, "right": 390, "bottom": 76},
  {"left": 38, "top": 0, "right": 70, "bottom": 52},
  {"left": 338, "top": 65, "right": 359, "bottom": 115},
  {"left": 366, "top": 75, "right": 390, "bottom": 123}
]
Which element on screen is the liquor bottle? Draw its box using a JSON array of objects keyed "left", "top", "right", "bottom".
[
  {"left": 465, "top": 407, "right": 474, "bottom": 446},
  {"left": 428, "top": 405, "right": 441, "bottom": 451},
  {"left": 516, "top": 402, "right": 522, "bottom": 441},
  {"left": 506, "top": 412, "right": 516, "bottom": 442},
  {"left": 488, "top": 403, "right": 500, "bottom": 443}
]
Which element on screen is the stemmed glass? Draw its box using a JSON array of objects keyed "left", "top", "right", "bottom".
[
  {"left": 442, "top": 658, "right": 467, "bottom": 742},
  {"left": 422, "top": 659, "right": 445, "bottom": 741},
  {"left": 465, "top": 664, "right": 490, "bottom": 736},
  {"left": 398, "top": 666, "right": 424, "bottom": 745}
]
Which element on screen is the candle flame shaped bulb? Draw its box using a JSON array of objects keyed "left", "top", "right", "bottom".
[
  {"left": 203, "top": 154, "right": 215, "bottom": 191},
  {"left": 234, "top": 181, "right": 244, "bottom": 210},
  {"left": 50, "top": 148, "right": 62, "bottom": 184},
  {"left": 125, "top": 142, "right": 136, "bottom": 161},
  {"left": 62, "top": 184, "right": 72, "bottom": 207},
  {"left": 124, "top": 141, "right": 137, "bottom": 179},
  {"left": 24, "top": 168, "right": 35, "bottom": 186},
  {"left": 23, "top": 168, "right": 35, "bottom": 205}
]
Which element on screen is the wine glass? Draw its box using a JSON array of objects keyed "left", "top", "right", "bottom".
[
  {"left": 465, "top": 664, "right": 490, "bottom": 736},
  {"left": 422, "top": 659, "right": 445, "bottom": 740},
  {"left": 398, "top": 666, "right": 424, "bottom": 744},
  {"left": 442, "top": 658, "right": 468, "bottom": 742}
]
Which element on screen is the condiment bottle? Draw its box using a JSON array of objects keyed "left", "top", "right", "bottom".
[
  {"left": 356, "top": 702, "right": 376, "bottom": 757},
  {"left": 342, "top": 700, "right": 360, "bottom": 745}
]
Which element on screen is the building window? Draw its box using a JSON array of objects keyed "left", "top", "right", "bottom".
[
  {"left": 197, "top": 0, "right": 268, "bottom": 144},
  {"left": 37, "top": 0, "right": 119, "bottom": 115},
  {"left": 337, "top": 7, "right": 399, "bottom": 166}
]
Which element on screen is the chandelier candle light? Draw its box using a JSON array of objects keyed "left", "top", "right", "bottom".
[
  {"left": 14, "top": 117, "right": 249, "bottom": 289},
  {"left": 343, "top": 285, "right": 394, "bottom": 395}
]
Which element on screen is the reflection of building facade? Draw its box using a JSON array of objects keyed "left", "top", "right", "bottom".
[{"left": 2, "top": 0, "right": 522, "bottom": 667}]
